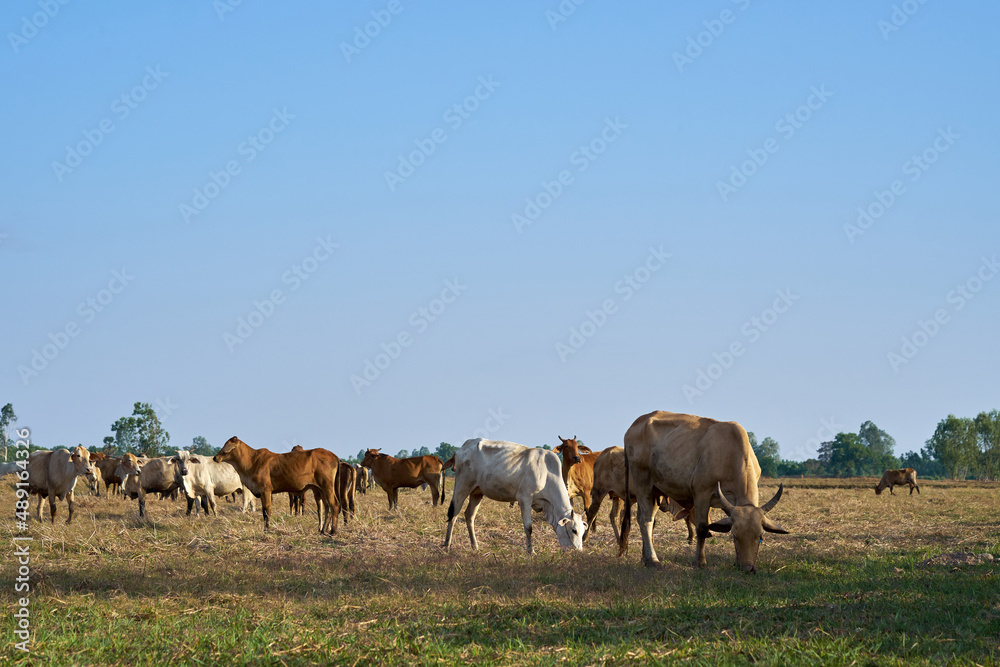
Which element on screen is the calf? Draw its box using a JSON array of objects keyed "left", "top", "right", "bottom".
[
  {"left": 214, "top": 437, "right": 342, "bottom": 534},
  {"left": 585, "top": 446, "right": 694, "bottom": 543},
  {"left": 361, "top": 450, "right": 445, "bottom": 510},
  {"left": 443, "top": 438, "right": 587, "bottom": 554},
  {"left": 95, "top": 456, "right": 125, "bottom": 496},
  {"left": 171, "top": 450, "right": 255, "bottom": 516},
  {"left": 552, "top": 436, "right": 602, "bottom": 514},
  {"left": 26, "top": 446, "right": 97, "bottom": 524},
  {"left": 875, "top": 468, "right": 920, "bottom": 495}
]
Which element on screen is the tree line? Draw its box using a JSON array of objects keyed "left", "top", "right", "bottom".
[{"left": 4, "top": 400, "right": 997, "bottom": 480}]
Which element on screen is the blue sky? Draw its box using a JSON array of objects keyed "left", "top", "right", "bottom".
[{"left": 3, "top": 0, "right": 998, "bottom": 462}]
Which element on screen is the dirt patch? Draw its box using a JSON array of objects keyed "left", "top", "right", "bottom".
[{"left": 919, "top": 551, "right": 996, "bottom": 566}]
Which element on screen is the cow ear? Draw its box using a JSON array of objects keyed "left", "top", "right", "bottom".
[
  {"left": 707, "top": 518, "right": 732, "bottom": 533},
  {"left": 190, "top": 458, "right": 201, "bottom": 464},
  {"left": 170, "top": 458, "right": 180, "bottom": 464},
  {"left": 558, "top": 518, "right": 570, "bottom": 526},
  {"left": 578, "top": 445, "right": 592, "bottom": 454},
  {"left": 762, "top": 517, "right": 789, "bottom": 534},
  {"left": 553, "top": 445, "right": 563, "bottom": 453}
]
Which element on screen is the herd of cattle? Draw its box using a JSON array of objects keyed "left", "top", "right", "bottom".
[{"left": 3, "top": 410, "right": 924, "bottom": 573}]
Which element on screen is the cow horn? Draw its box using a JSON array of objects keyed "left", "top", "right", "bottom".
[
  {"left": 761, "top": 484, "right": 784, "bottom": 513},
  {"left": 716, "top": 482, "right": 735, "bottom": 516},
  {"left": 558, "top": 436, "right": 567, "bottom": 443}
]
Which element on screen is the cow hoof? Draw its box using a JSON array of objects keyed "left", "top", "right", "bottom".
[{"left": 642, "top": 559, "right": 663, "bottom": 569}]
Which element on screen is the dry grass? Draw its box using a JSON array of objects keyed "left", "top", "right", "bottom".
[{"left": 2, "top": 478, "right": 999, "bottom": 665}]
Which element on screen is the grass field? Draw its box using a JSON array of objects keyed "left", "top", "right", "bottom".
[{"left": 2, "top": 477, "right": 999, "bottom": 666}]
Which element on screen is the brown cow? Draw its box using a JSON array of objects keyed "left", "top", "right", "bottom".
[
  {"left": 361, "top": 449, "right": 445, "bottom": 510},
  {"left": 95, "top": 455, "right": 125, "bottom": 496},
  {"left": 552, "top": 436, "right": 601, "bottom": 514},
  {"left": 875, "top": 468, "right": 920, "bottom": 495},
  {"left": 214, "top": 437, "right": 342, "bottom": 534},
  {"left": 339, "top": 461, "right": 356, "bottom": 522},
  {"left": 585, "top": 445, "right": 694, "bottom": 544},
  {"left": 288, "top": 445, "right": 307, "bottom": 516}
]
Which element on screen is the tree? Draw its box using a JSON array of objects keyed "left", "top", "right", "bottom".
[
  {"left": 357, "top": 449, "right": 367, "bottom": 462},
  {"left": 974, "top": 410, "right": 1000, "bottom": 480},
  {"left": 435, "top": 442, "right": 456, "bottom": 462},
  {"left": 826, "top": 433, "right": 871, "bottom": 477},
  {"left": 191, "top": 436, "right": 214, "bottom": 456},
  {"left": 102, "top": 436, "right": 116, "bottom": 455},
  {"left": 858, "top": 420, "right": 899, "bottom": 472},
  {"left": 396, "top": 449, "right": 409, "bottom": 459},
  {"left": 415, "top": 446, "right": 430, "bottom": 457},
  {"left": 110, "top": 402, "right": 170, "bottom": 457},
  {"left": 924, "top": 415, "right": 978, "bottom": 479},
  {"left": 753, "top": 436, "right": 780, "bottom": 478},
  {"left": 0, "top": 403, "right": 16, "bottom": 462},
  {"left": 899, "top": 449, "right": 945, "bottom": 479}
]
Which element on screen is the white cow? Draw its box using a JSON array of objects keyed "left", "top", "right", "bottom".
[
  {"left": 443, "top": 438, "right": 586, "bottom": 553},
  {"left": 26, "top": 446, "right": 97, "bottom": 524},
  {"left": 171, "top": 450, "right": 255, "bottom": 515}
]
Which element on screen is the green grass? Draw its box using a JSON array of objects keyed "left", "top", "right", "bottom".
[{"left": 2, "top": 479, "right": 998, "bottom": 665}]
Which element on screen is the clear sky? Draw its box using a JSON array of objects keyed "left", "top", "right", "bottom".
[{"left": 3, "top": 0, "right": 998, "bottom": 462}]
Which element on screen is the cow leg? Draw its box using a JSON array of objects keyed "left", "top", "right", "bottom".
[
  {"left": 582, "top": 489, "right": 592, "bottom": 515},
  {"left": 610, "top": 495, "right": 622, "bottom": 542},
  {"left": 685, "top": 515, "right": 695, "bottom": 544},
  {"left": 66, "top": 489, "right": 75, "bottom": 525},
  {"left": 518, "top": 499, "right": 534, "bottom": 554},
  {"left": 48, "top": 492, "right": 58, "bottom": 523},
  {"left": 889, "top": 485, "right": 894, "bottom": 495},
  {"left": 584, "top": 491, "right": 606, "bottom": 541},
  {"left": 390, "top": 487, "right": 399, "bottom": 511},
  {"left": 325, "top": 487, "right": 340, "bottom": 536},
  {"left": 465, "top": 492, "right": 485, "bottom": 550},
  {"left": 207, "top": 490, "right": 218, "bottom": 516},
  {"left": 636, "top": 492, "right": 661, "bottom": 567},
  {"left": 443, "top": 482, "right": 474, "bottom": 549},
  {"left": 261, "top": 490, "right": 273, "bottom": 531},
  {"left": 428, "top": 478, "right": 440, "bottom": 507},
  {"left": 693, "top": 495, "right": 713, "bottom": 568},
  {"left": 33, "top": 494, "right": 43, "bottom": 522},
  {"left": 385, "top": 487, "right": 394, "bottom": 510}
]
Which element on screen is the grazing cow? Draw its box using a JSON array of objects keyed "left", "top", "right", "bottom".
[
  {"left": 361, "top": 449, "right": 445, "bottom": 510},
  {"left": 213, "top": 436, "right": 342, "bottom": 535},
  {"left": 585, "top": 446, "right": 694, "bottom": 544},
  {"left": 95, "top": 456, "right": 125, "bottom": 496},
  {"left": 25, "top": 446, "right": 97, "bottom": 524},
  {"left": 443, "top": 438, "right": 587, "bottom": 553},
  {"left": 115, "top": 455, "right": 182, "bottom": 519},
  {"left": 875, "top": 468, "right": 920, "bottom": 495},
  {"left": 619, "top": 411, "right": 788, "bottom": 572},
  {"left": 552, "top": 436, "right": 602, "bottom": 513},
  {"left": 171, "top": 450, "right": 255, "bottom": 516}
]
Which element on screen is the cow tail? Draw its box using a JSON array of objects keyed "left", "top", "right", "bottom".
[
  {"left": 334, "top": 460, "right": 343, "bottom": 519},
  {"left": 617, "top": 446, "right": 632, "bottom": 558},
  {"left": 439, "top": 469, "right": 446, "bottom": 505}
]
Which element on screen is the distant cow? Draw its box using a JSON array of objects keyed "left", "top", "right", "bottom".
[
  {"left": 1, "top": 461, "right": 22, "bottom": 479},
  {"left": 339, "top": 461, "right": 356, "bottom": 523},
  {"left": 585, "top": 446, "right": 694, "bottom": 544},
  {"left": 26, "top": 446, "right": 97, "bottom": 524},
  {"left": 354, "top": 464, "right": 369, "bottom": 495},
  {"left": 443, "top": 438, "right": 587, "bottom": 554},
  {"left": 361, "top": 449, "right": 445, "bottom": 510},
  {"left": 619, "top": 411, "right": 788, "bottom": 572},
  {"left": 116, "top": 455, "right": 183, "bottom": 518},
  {"left": 552, "top": 436, "right": 602, "bottom": 513},
  {"left": 875, "top": 468, "right": 920, "bottom": 495},
  {"left": 171, "top": 450, "right": 255, "bottom": 515},
  {"left": 95, "top": 455, "right": 126, "bottom": 496},
  {"left": 214, "top": 437, "right": 342, "bottom": 534}
]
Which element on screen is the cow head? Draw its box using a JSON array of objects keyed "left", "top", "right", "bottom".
[
  {"left": 360, "top": 448, "right": 381, "bottom": 468},
  {"left": 874, "top": 482, "right": 884, "bottom": 495},
  {"left": 213, "top": 437, "right": 244, "bottom": 465},
  {"left": 554, "top": 511, "right": 587, "bottom": 551},
  {"left": 170, "top": 450, "right": 200, "bottom": 477},
  {"left": 708, "top": 482, "right": 788, "bottom": 573},
  {"left": 554, "top": 436, "right": 583, "bottom": 465},
  {"left": 71, "top": 446, "right": 97, "bottom": 480}
]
